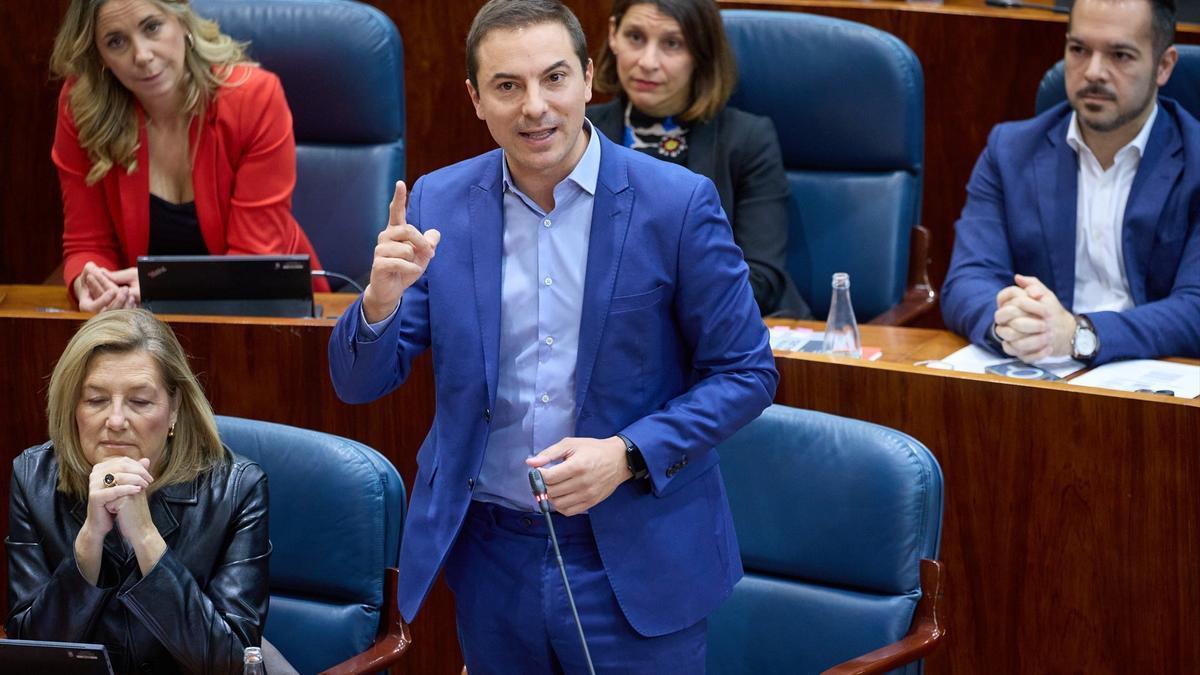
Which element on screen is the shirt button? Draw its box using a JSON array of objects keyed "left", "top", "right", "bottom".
[
  {"left": 543, "top": 219, "right": 552, "bottom": 228},
  {"left": 544, "top": 277, "right": 553, "bottom": 286},
  {"left": 541, "top": 393, "right": 551, "bottom": 403},
  {"left": 544, "top": 336, "right": 554, "bottom": 346}
]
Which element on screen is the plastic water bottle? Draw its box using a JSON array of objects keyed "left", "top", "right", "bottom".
[
  {"left": 821, "top": 272, "right": 862, "bottom": 358},
  {"left": 243, "top": 646, "right": 265, "bottom": 675}
]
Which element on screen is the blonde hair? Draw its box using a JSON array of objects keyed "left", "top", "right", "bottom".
[
  {"left": 49, "top": 0, "right": 250, "bottom": 185},
  {"left": 47, "top": 309, "right": 226, "bottom": 501}
]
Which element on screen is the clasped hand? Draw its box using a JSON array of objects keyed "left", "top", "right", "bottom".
[
  {"left": 992, "top": 274, "right": 1077, "bottom": 362},
  {"left": 74, "top": 262, "right": 140, "bottom": 313},
  {"left": 362, "top": 180, "right": 442, "bottom": 323},
  {"left": 76, "top": 457, "right": 166, "bottom": 583},
  {"left": 526, "top": 436, "right": 633, "bottom": 517}
]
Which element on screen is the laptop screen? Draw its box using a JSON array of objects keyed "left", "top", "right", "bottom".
[{"left": 137, "top": 254, "right": 315, "bottom": 318}]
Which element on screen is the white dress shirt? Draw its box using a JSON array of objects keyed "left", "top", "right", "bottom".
[{"left": 1064, "top": 104, "right": 1157, "bottom": 314}]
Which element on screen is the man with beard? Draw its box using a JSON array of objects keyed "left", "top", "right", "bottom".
[{"left": 941, "top": 0, "right": 1199, "bottom": 365}]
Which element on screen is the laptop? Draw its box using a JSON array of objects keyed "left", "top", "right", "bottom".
[
  {"left": 0, "top": 639, "right": 115, "bottom": 674},
  {"left": 138, "top": 254, "right": 315, "bottom": 318}
]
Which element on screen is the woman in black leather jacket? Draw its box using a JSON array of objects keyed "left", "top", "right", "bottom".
[{"left": 5, "top": 309, "right": 268, "bottom": 674}]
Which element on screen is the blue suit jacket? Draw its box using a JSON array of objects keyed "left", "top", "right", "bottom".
[
  {"left": 942, "top": 99, "right": 1200, "bottom": 364},
  {"left": 328, "top": 133, "right": 778, "bottom": 636}
]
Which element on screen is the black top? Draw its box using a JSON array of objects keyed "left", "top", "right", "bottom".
[
  {"left": 589, "top": 99, "right": 810, "bottom": 318},
  {"left": 148, "top": 194, "right": 207, "bottom": 256}
]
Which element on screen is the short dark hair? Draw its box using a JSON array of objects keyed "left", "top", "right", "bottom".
[
  {"left": 594, "top": 0, "right": 737, "bottom": 122},
  {"left": 466, "top": 0, "right": 589, "bottom": 90},
  {"left": 1068, "top": 0, "right": 1176, "bottom": 58}
]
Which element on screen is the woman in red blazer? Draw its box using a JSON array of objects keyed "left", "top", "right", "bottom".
[{"left": 50, "top": 0, "right": 327, "bottom": 312}]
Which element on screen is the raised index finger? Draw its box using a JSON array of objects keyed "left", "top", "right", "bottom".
[{"left": 387, "top": 181, "right": 408, "bottom": 229}]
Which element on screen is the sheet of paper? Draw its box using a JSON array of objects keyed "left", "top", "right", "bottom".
[
  {"left": 941, "top": 344, "right": 1085, "bottom": 378},
  {"left": 1068, "top": 360, "right": 1200, "bottom": 399},
  {"left": 769, "top": 327, "right": 881, "bottom": 360}
]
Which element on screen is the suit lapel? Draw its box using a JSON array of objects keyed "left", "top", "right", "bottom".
[
  {"left": 686, "top": 116, "right": 718, "bottom": 183},
  {"left": 118, "top": 107, "right": 152, "bottom": 261},
  {"left": 1034, "top": 119, "right": 1079, "bottom": 309},
  {"left": 1122, "top": 107, "right": 1182, "bottom": 305},
  {"left": 575, "top": 138, "right": 632, "bottom": 413},
  {"left": 470, "top": 160, "right": 504, "bottom": 408}
]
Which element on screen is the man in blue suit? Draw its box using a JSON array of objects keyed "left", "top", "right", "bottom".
[
  {"left": 328, "top": 0, "right": 776, "bottom": 670},
  {"left": 942, "top": 0, "right": 1199, "bottom": 366}
]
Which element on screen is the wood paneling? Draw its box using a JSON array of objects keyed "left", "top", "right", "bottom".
[{"left": 4, "top": 287, "right": 1198, "bottom": 673}]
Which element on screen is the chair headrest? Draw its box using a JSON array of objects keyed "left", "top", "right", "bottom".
[
  {"left": 721, "top": 10, "right": 923, "bottom": 172},
  {"left": 192, "top": 0, "right": 404, "bottom": 143},
  {"left": 215, "top": 416, "right": 405, "bottom": 602},
  {"left": 717, "top": 405, "right": 943, "bottom": 595},
  {"left": 1036, "top": 44, "right": 1200, "bottom": 118}
]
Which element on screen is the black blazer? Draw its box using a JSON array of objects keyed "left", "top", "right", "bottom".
[
  {"left": 588, "top": 99, "right": 810, "bottom": 318},
  {"left": 5, "top": 443, "right": 269, "bottom": 674}
]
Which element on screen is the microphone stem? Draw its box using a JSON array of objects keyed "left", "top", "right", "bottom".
[{"left": 541, "top": 510, "right": 596, "bottom": 675}]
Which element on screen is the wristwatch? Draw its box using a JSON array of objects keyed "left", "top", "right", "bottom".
[
  {"left": 617, "top": 433, "right": 649, "bottom": 481},
  {"left": 1071, "top": 314, "right": 1098, "bottom": 361}
]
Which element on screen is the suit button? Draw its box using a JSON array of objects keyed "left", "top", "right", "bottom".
[
  {"left": 484, "top": 408, "right": 492, "bottom": 422},
  {"left": 521, "top": 517, "right": 533, "bottom": 527},
  {"left": 666, "top": 467, "right": 677, "bottom": 477},
  {"left": 681, "top": 455, "right": 689, "bottom": 466},
  {"left": 467, "top": 478, "right": 475, "bottom": 490}
]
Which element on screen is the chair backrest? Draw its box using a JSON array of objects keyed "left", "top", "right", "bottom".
[
  {"left": 721, "top": 10, "right": 924, "bottom": 321},
  {"left": 1035, "top": 44, "right": 1200, "bottom": 117},
  {"left": 192, "top": 0, "right": 405, "bottom": 289},
  {"left": 215, "top": 416, "right": 405, "bottom": 675},
  {"left": 708, "top": 405, "right": 943, "bottom": 675}
]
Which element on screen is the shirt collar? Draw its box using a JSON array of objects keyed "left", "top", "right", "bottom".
[
  {"left": 502, "top": 118, "right": 601, "bottom": 197},
  {"left": 1066, "top": 101, "right": 1159, "bottom": 162}
]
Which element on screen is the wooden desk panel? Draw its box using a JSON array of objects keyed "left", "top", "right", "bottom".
[{"left": 2, "top": 285, "right": 1197, "bottom": 673}]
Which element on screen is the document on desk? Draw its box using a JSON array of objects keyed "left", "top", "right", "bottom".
[
  {"left": 1068, "top": 360, "right": 1200, "bottom": 399},
  {"left": 941, "top": 344, "right": 1085, "bottom": 378}
]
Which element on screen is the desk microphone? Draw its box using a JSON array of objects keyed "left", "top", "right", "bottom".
[{"left": 529, "top": 469, "right": 596, "bottom": 675}]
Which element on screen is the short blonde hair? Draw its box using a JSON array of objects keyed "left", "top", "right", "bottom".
[
  {"left": 49, "top": 0, "right": 251, "bottom": 185},
  {"left": 594, "top": 0, "right": 737, "bottom": 122},
  {"left": 47, "top": 309, "right": 225, "bottom": 501}
]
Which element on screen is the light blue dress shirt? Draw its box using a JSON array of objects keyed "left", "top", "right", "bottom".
[{"left": 363, "top": 122, "right": 601, "bottom": 511}]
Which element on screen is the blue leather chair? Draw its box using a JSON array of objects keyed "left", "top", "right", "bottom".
[
  {"left": 708, "top": 405, "right": 945, "bottom": 675},
  {"left": 192, "top": 0, "right": 405, "bottom": 290},
  {"left": 1035, "top": 44, "right": 1200, "bottom": 117},
  {"left": 721, "top": 11, "right": 934, "bottom": 325},
  {"left": 215, "top": 416, "right": 408, "bottom": 674}
]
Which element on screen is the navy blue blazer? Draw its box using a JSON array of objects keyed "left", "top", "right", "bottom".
[
  {"left": 328, "top": 132, "right": 777, "bottom": 636},
  {"left": 942, "top": 99, "right": 1200, "bottom": 364}
]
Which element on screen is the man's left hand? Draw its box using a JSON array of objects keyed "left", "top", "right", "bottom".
[{"left": 527, "top": 436, "right": 632, "bottom": 516}]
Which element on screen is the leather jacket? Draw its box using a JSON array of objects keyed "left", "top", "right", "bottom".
[{"left": 5, "top": 442, "right": 269, "bottom": 674}]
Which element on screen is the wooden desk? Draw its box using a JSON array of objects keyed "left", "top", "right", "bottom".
[{"left": 2, "top": 285, "right": 1197, "bottom": 674}]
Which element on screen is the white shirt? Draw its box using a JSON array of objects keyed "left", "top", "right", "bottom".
[{"left": 1064, "top": 104, "right": 1157, "bottom": 314}]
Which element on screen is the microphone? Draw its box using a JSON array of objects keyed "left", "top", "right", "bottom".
[
  {"left": 528, "top": 469, "right": 596, "bottom": 675},
  {"left": 310, "top": 269, "right": 365, "bottom": 293}
]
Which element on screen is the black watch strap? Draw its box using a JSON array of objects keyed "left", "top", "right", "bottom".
[{"left": 618, "top": 433, "right": 649, "bottom": 481}]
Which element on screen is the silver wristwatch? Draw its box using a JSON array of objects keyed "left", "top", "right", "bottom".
[{"left": 1071, "top": 314, "right": 1098, "bottom": 361}]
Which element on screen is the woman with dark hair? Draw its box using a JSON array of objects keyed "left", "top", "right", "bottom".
[
  {"left": 5, "top": 309, "right": 269, "bottom": 673},
  {"left": 590, "top": 0, "right": 809, "bottom": 317},
  {"left": 50, "top": 0, "right": 328, "bottom": 313}
]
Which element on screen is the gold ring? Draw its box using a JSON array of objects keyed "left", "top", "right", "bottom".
[{"left": 103, "top": 473, "right": 116, "bottom": 487}]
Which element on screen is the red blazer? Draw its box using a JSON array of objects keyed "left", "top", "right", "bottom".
[{"left": 53, "top": 64, "right": 329, "bottom": 293}]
